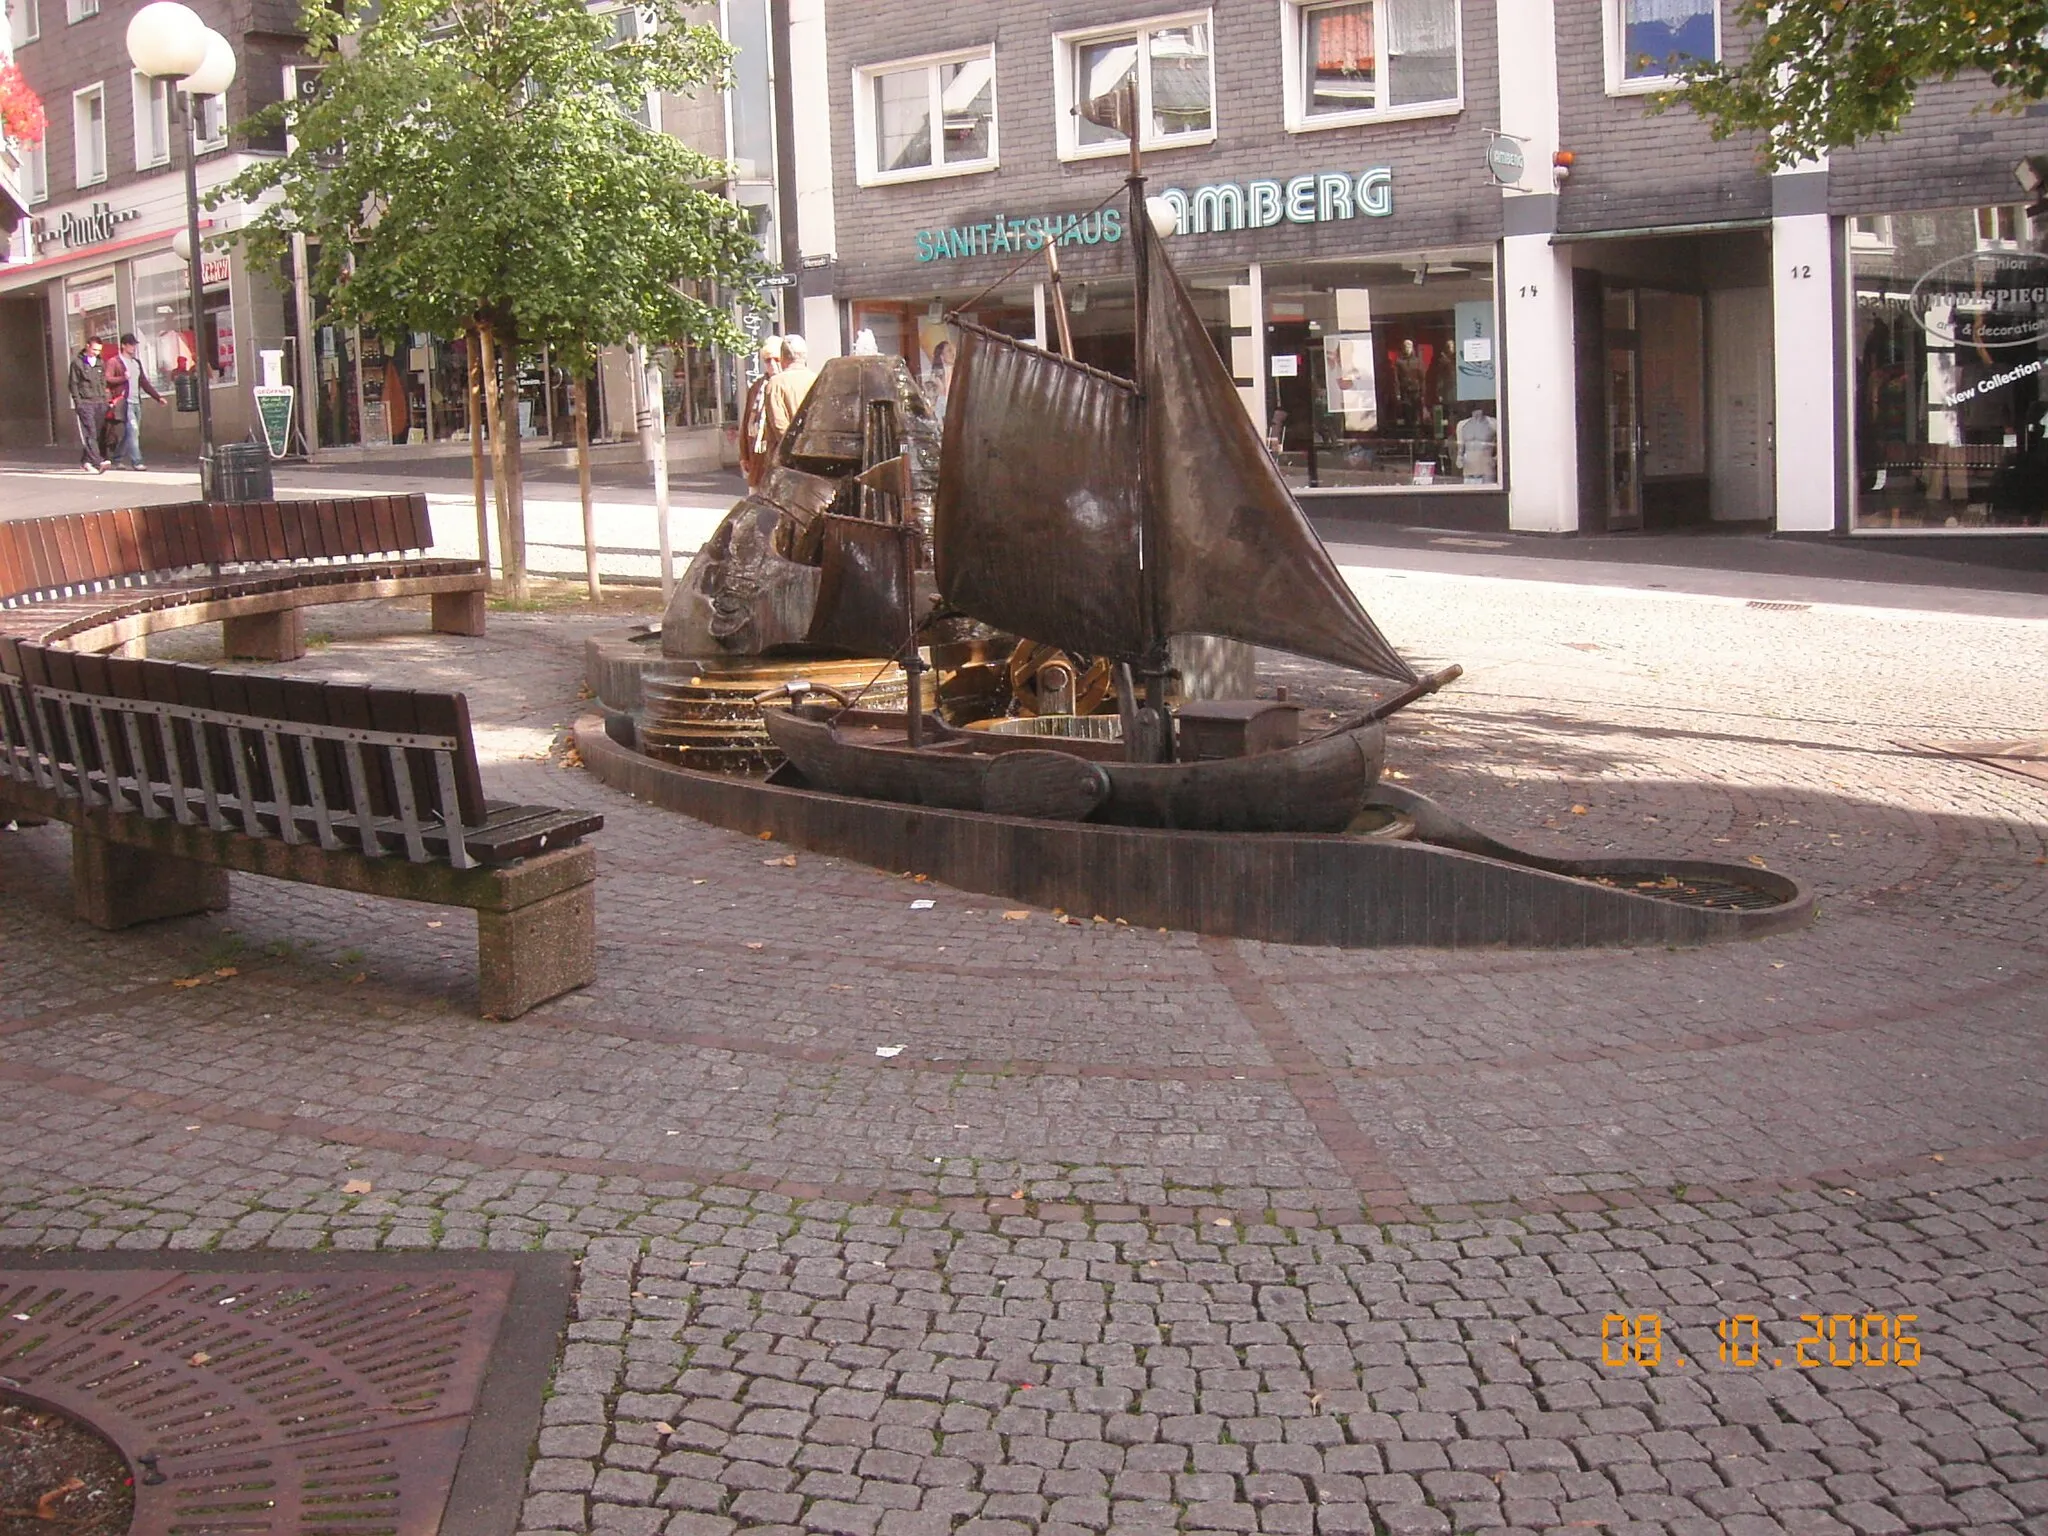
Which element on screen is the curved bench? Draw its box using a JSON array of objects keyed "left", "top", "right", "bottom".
[{"left": 0, "top": 494, "right": 488, "bottom": 658}]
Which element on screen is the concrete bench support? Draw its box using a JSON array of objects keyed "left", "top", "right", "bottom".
[
  {"left": 478, "top": 879, "right": 597, "bottom": 1020},
  {"left": 73, "top": 827, "right": 230, "bottom": 928},
  {"left": 223, "top": 608, "right": 307, "bottom": 662},
  {"left": 432, "top": 589, "right": 489, "bottom": 637}
]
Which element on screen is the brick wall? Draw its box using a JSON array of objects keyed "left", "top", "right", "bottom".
[
  {"left": 13, "top": 0, "right": 282, "bottom": 207},
  {"left": 1551, "top": 0, "right": 1768, "bottom": 236},
  {"left": 821, "top": 0, "right": 1504, "bottom": 300},
  {"left": 1829, "top": 83, "right": 2046, "bottom": 216}
]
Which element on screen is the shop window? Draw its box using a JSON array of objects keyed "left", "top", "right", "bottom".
[
  {"left": 855, "top": 47, "right": 996, "bottom": 185},
  {"left": 11, "top": 0, "right": 39, "bottom": 47},
  {"left": 1055, "top": 12, "right": 1213, "bottom": 161},
  {"left": 1261, "top": 251, "right": 1498, "bottom": 492},
  {"left": 72, "top": 84, "right": 105, "bottom": 187},
  {"left": 65, "top": 0, "right": 95, "bottom": 22},
  {"left": 1852, "top": 203, "right": 2048, "bottom": 532},
  {"left": 132, "top": 72, "right": 170, "bottom": 169},
  {"left": 65, "top": 271, "right": 117, "bottom": 357},
  {"left": 1282, "top": 0, "right": 1461, "bottom": 131},
  {"left": 1605, "top": 0, "right": 1718, "bottom": 94}
]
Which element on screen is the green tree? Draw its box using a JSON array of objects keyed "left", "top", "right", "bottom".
[
  {"left": 1670, "top": 0, "right": 2048, "bottom": 169},
  {"left": 224, "top": 0, "right": 762, "bottom": 598}
]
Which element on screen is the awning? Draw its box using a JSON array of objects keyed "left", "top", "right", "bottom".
[{"left": 1551, "top": 218, "right": 1771, "bottom": 243}]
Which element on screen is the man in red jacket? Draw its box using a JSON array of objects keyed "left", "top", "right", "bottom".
[{"left": 102, "top": 333, "right": 166, "bottom": 469}]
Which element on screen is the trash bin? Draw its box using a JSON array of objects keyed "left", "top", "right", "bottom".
[
  {"left": 173, "top": 371, "right": 201, "bottom": 413},
  {"left": 213, "top": 441, "right": 275, "bottom": 502}
]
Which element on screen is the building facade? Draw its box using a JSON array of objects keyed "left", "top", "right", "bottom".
[
  {"left": 0, "top": 0, "right": 776, "bottom": 470},
  {"left": 812, "top": 0, "right": 2048, "bottom": 538}
]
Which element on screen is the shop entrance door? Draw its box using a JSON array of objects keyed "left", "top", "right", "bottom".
[{"left": 1604, "top": 289, "right": 1644, "bottom": 531}]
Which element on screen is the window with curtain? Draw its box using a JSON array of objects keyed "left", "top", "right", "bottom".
[
  {"left": 1615, "top": 0, "right": 1717, "bottom": 83},
  {"left": 1288, "top": 0, "right": 1459, "bottom": 128}
]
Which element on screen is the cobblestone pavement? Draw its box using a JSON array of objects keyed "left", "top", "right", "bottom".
[{"left": 2, "top": 566, "right": 2045, "bottom": 1536}]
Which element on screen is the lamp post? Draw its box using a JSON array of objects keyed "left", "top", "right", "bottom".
[{"left": 126, "top": 2, "right": 235, "bottom": 497}]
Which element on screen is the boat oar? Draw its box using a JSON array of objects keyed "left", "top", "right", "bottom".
[{"left": 1330, "top": 664, "right": 1463, "bottom": 732}]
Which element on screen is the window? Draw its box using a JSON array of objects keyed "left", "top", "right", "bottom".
[
  {"left": 1976, "top": 204, "right": 2021, "bottom": 248},
  {"left": 24, "top": 141, "right": 48, "bottom": 203},
  {"left": 602, "top": 7, "right": 660, "bottom": 130},
  {"left": 193, "top": 90, "right": 226, "bottom": 149},
  {"left": 1605, "top": 0, "right": 1718, "bottom": 94},
  {"left": 132, "top": 71, "right": 170, "bottom": 168},
  {"left": 854, "top": 47, "right": 996, "bottom": 184},
  {"left": 72, "top": 83, "right": 105, "bottom": 186},
  {"left": 10, "top": 0, "right": 39, "bottom": 46},
  {"left": 1281, "top": 0, "right": 1461, "bottom": 131},
  {"left": 1054, "top": 13, "right": 1214, "bottom": 160},
  {"left": 65, "top": 0, "right": 95, "bottom": 21},
  {"left": 1849, "top": 215, "right": 1894, "bottom": 251}
]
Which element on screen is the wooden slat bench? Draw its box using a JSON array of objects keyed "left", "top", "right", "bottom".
[
  {"left": 0, "top": 494, "right": 488, "bottom": 660},
  {"left": 0, "top": 636, "right": 601, "bottom": 1019}
]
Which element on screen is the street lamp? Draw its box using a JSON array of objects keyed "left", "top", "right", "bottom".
[{"left": 127, "top": 2, "right": 235, "bottom": 496}]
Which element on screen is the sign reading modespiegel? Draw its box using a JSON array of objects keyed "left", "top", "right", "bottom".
[{"left": 1908, "top": 249, "right": 2048, "bottom": 347}]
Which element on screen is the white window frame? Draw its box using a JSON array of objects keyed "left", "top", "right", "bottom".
[
  {"left": 72, "top": 83, "right": 106, "bottom": 187},
  {"left": 853, "top": 45, "right": 999, "bottom": 187},
  {"left": 600, "top": 6, "right": 662, "bottom": 131},
  {"left": 1603, "top": 0, "right": 1720, "bottom": 97},
  {"left": 24, "top": 141, "right": 49, "bottom": 204},
  {"left": 132, "top": 71, "right": 171, "bottom": 169},
  {"left": 65, "top": 0, "right": 96, "bottom": 22},
  {"left": 1053, "top": 10, "right": 1216, "bottom": 163},
  {"left": 191, "top": 89, "right": 227, "bottom": 151},
  {"left": 10, "top": 0, "right": 40, "bottom": 47},
  {"left": 1279, "top": 0, "right": 1463, "bottom": 133}
]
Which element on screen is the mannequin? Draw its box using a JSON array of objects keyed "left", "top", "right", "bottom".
[{"left": 1456, "top": 403, "right": 1498, "bottom": 483}]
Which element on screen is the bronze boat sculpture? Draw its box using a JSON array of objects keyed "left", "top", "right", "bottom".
[{"left": 759, "top": 152, "right": 1457, "bottom": 832}]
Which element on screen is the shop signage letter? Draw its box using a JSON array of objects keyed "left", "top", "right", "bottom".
[
  {"left": 1357, "top": 168, "right": 1393, "bottom": 217},
  {"left": 1247, "top": 180, "right": 1284, "bottom": 228},
  {"left": 1285, "top": 175, "right": 1319, "bottom": 224},
  {"left": 1189, "top": 183, "right": 1246, "bottom": 235}
]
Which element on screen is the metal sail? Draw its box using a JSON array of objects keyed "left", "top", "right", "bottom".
[
  {"left": 932, "top": 320, "right": 1148, "bottom": 657},
  {"left": 804, "top": 514, "right": 911, "bottom": 657},
  {"left": 1139, "top": 221, "right": 1418, "bottom": 685}
]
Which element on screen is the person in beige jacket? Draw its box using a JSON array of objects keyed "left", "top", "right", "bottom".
[{"left": 760, "top": 335, "right": 817, "bottom": 463}]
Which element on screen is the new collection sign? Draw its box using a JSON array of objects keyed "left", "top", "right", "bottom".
[{"left": 912, "top": 167, "right": 1395, "bottom": 262}]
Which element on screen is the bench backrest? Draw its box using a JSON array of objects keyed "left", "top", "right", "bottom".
[
  {"left": 0, "top": 494, "right": 435, "bottom": 608},
  {"left": 0, "top": 636, "right": 490, "bottom": 868}
]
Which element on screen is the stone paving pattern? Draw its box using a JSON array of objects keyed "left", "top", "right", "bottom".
[{"left": 2, "top": 568, "right": 2045, "bottom": 1535}]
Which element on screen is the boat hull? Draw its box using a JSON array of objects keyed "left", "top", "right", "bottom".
[{"left": 762, "top": 708, "right": 1385, "bottom": 833}]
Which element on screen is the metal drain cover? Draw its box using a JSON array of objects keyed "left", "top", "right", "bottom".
[{"left": 0, "top": 1258, "right": 565, "bottom": 1536}]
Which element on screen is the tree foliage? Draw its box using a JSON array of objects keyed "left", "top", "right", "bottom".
[
  {"left": 225, "top": 0, "right": 761, "bottom": 353},
  {"left": 1670, "top": 0, "right": 2048, "bottom": 168}
]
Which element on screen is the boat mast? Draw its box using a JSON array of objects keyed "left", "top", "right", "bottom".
[{"left": 1125, "top": 75, "right": 1174, "bottom": 763}]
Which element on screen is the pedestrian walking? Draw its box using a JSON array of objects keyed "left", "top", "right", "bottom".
[
  {"left": 103, "top": 333, "right": 166, "bottom": 470},
  {"left": 761, "top": 335, "right": 818, "bottom": 464},
  {"left": 737, "top": 336, "right": 781, "bottom": 490},
  {"left": 67, "top": 336, "right": 111, "bottom": 473}
]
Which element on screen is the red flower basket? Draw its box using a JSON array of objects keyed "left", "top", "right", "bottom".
[{"left": 0, "top": 60, "right": 47, "bottom": 148}]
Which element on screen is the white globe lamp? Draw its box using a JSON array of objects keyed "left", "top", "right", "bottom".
[
  {"left": 170, "top": 228, "right": 192, "bottom": 264},
  {"left": 1144, "top": 195, "right": 1180, "bottom": 239},
  {"left": 182, "top": 28, "right": 238, "bottom": 97},
  {"left": 125, "top": 2, "right": 208, "bottom": 80}
]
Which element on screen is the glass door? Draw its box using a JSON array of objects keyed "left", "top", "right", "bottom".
[{"left": 1604, "top": 288, "right": 1643, "bottom": 531}]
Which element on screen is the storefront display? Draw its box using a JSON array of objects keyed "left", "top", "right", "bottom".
[
  {"left": 1261, "top": 249, "right": 1496, "bottom": 489},
  {"left": 64, "top": 271, "right": 117, "bottom": 354},
  {"left": 1853, "top": 204, "right": 2048, "bottom": 530}
]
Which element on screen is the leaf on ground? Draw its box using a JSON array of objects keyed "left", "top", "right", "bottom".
[
  {"left": 757, "top": 830, "right": 775, "bottom": 840},
  {"left": 1570, "top": 805, "right": 1589, "bottom": 815},
  {"left": 347, "top": 973, "right": 366, "bottom": 984},
  {"left": 170, "top": 975, "right": 208, "bottom": 989},
  {"left": 343, "top": 1178, "right": 374, "bottom": 1194},
  {"left": 654, "top": 1421, "right": 676, "bottom": 1435},
  {"left": 1002, "top": 911, "right": 1030, "bottom": 921},
  {"left": 1747, "top": 855, "right": 1769, "bottom": 868},
  {"left": 426, "top": 920, "right": 444, "bottom": 928},
  {"left": 213, "top": 966, "right": 239, "bottom": 978},
  {"left": 762, "top": 854, "right": 797, "bottom": 867},
  {"left": 744, "top": 941, "right": 765, "bottom": 951},
  {"left": 35, "top": 1478, "right": 85, "bottom": 1519},
  {"left": 188, "top": 1350, "right": 211, "bottom": 1365}
]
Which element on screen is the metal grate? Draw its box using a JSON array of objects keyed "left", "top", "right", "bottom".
[
  {"left": 1745, "top": 600, "right": 1811, "bottom": 612},
  {"left": 1592, "top": 872, "right": 1788, "bottom": 911},
  {"left": 0, "top": 1268, "right": 514, "bottom": 1535}
]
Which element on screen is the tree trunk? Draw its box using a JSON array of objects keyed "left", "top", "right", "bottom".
[
  {"left": 572, "top": 355, "right": 601, "bottom": 601},
  {"left": 499, "top": 328, "right": 528, "bottom": 600},
  {"left": 467, "top": 325, "right": 490, "bottom": 576},
  {"left": 476, "top": 321, "right": 526, "bottom": 601}
]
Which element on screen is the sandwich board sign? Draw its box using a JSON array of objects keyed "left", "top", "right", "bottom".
[{"left": 254, "top": 386, "right": 295, "bottom": 458}]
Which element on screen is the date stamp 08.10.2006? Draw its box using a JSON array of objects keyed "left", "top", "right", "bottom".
[{"left": 1598, "top": 1312, "right": 1924, "bottom": 1372}]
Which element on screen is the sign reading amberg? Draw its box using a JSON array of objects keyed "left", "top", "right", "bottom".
[{"left": 1909, "top": 249, "right": 2048, "bottom": 348}]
